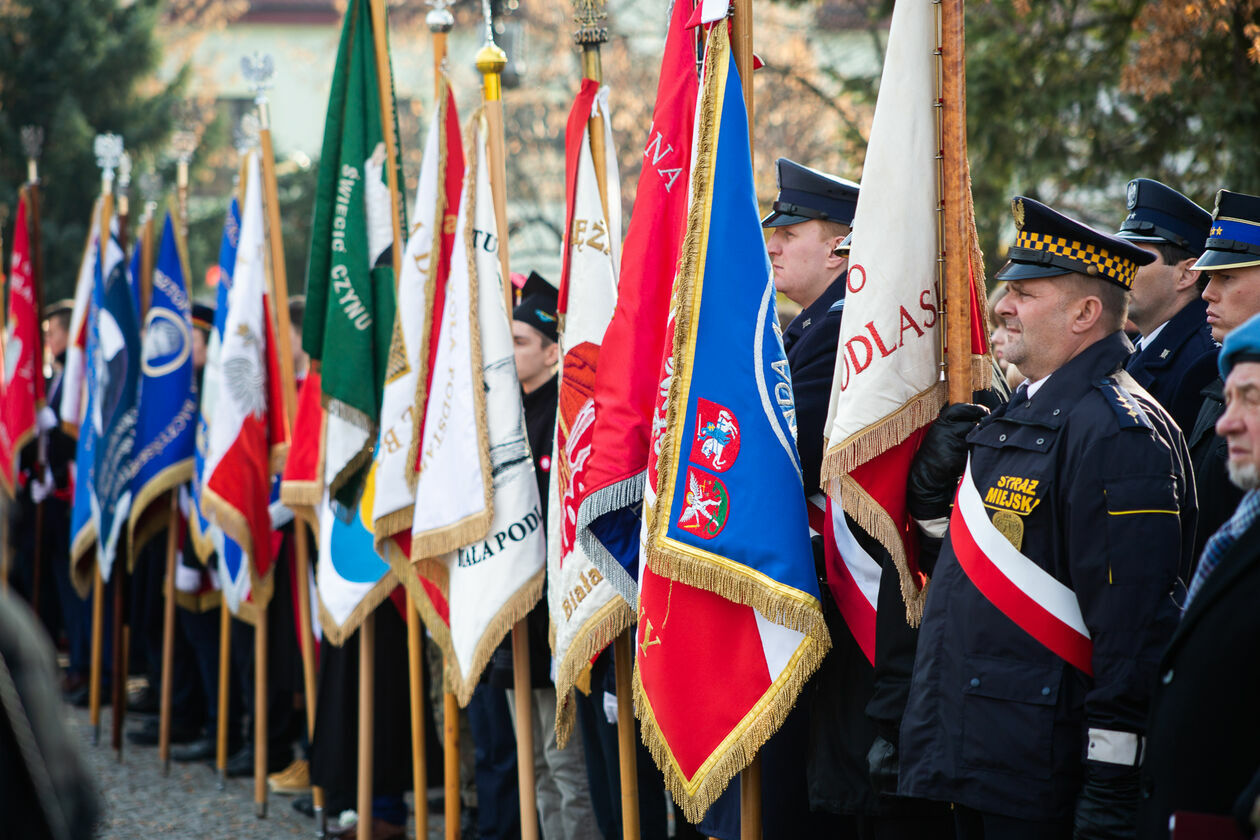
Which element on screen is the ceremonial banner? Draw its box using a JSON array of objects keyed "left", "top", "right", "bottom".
[
  {"left": 129, "top": 212, "right": 197, "bottom": 550},
  {"left": 371, "top": 76, "right": 464, "bottom": 546},
  {"left": 69, "top": 226, "right": 106, "bottom": 593},
  {"left": 60, "top": 199, "right": 102, "bottom": 437},
  {"left": 548, "top": 79, "right": 632, "bottom": 745},
  {"left": 303, "top": 0, "right": 404, "bottom": 505},
  {"left": 0, "top": 191, "right": 45, "bottom": 496},
  {"left": 400, "top": 115, "right": 544, "bottom": 706},
  {"left": 190, "top": 199, "right": 242, "bottom": 562},
  {"left": 574, "top": 0, "right": 697, "bottom": 606},
  {"left": 636, "top": 24, "right": 829, "bottom": 820},
  {"left": 89, "top": 229, "right": 140, "bottom": 582},
  {"left": 819, "top": 0, "right": 989, "bottom": 623},
  {"left": 316, "top": 465, "right": 395, "bottom": 644},
  {"left": 203, "top": 151, "right": 288, "bottom": 610}
]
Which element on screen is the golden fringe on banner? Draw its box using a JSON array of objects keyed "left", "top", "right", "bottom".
[
  {"left": 553, "top": 596, "right": 635, "bottom": 749},
  {"left": 821, "top": 382, "right": 946, "bottom": 626},
  {"left": 637, "top": 22, "right": 830, "bottom": 817},
  {"left": 321, "top": 396, "right": 375, "bottom": 500},
  {"left": 316, "top": 570, "right": 399, "bottom": 647},
  {"left": 408, "top": 109, "right": 495, "bottom": 563}
]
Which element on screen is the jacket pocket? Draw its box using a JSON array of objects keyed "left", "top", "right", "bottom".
[{"left": 960, "top": 655, "right": 1062, "bottom": 781}]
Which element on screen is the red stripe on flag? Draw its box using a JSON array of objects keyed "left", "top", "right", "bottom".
[
  {"left": 821, "top": 498, "right": 877, "bottom": 666},
  {"left": 949, "top": 498, "right": 1094, "bottom": 675}
]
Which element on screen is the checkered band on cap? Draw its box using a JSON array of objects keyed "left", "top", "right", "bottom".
[{"left": 1012, "top": 230, "right": 1139, "bottom": 289}]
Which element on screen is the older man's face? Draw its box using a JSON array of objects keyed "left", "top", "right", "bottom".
[{"left": 1218, "top": 360, "right": 1260, "bottom": 490}]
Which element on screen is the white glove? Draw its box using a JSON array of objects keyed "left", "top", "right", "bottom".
[
  {"left": 603, "top": 691, "right": 618, "bottom": 725},
  {"left": 30, "top": 467, "right": 54, "bottom": 504}
]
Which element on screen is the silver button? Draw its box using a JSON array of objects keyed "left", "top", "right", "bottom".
[
  {"left": 999, "top": 434, "right": 1007, "bottom": 441},
  {"left": 1052, "top": 409, "right": 1061, "bottom": 416},
  {"left": 1041, "top": 686, "right": 1051, "bottom": 696},
  {"left": 970, "top": 677, "right": 980, "bottom": 688},
  {"left": 1036, "top": 438, "right": 1045, "bottom": 445},
  {"left": 1161, "top": 669, "right": 1174, "bottom": 685}
]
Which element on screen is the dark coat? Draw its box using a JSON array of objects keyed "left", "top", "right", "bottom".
[
  {"left": 1126, "top": 297, "right": 1219, "bottom": 435},
  {"left": 1188, "top": 378, "right": 1245, "bottom": 565},
  {"left": 783, "top": 276, "right": 845, "bottom": 496},
  {"left": 1140, "top": 508, "right": 1260, "bottom": 839},
  {"left": 898, "top": 332, "right": 1194, "bottom": 821}
]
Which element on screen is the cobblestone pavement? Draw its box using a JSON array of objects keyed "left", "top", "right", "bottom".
[{"left": 68, "top": 703, "right": 445, "bottom": 839}]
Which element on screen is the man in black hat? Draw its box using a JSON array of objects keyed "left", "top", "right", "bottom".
[
  {"left": 898, "top": 197, "right": 1195, "bottom": 839},
  {"left": 1115, "top": 178, "right": 1217, "bottom": 433},
  {"left": 1185, "top": 189, "right": 1260, "bottom": 564}
]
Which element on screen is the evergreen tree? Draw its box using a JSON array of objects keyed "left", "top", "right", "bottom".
[{"left": 0, "top": 0, "right": 187, "bottom": 299}]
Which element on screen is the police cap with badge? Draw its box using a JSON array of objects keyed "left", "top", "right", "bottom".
[
  {"left": 996, "top": 196, "right": 1156, "bottom": 288},
  {"left": 513, "top": 271, "right": 559, "bottom": 343},
  {"left": 761, "top": 158, "right": 860, "bottom": 229},
  {"left": 1192, "top": 189, "right": 1260, "bottom": 271},
  {"left": 1117, "top": 178, "right": 1212, "bottom": 255}
]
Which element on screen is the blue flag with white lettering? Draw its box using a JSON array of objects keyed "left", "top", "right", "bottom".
[
  {"left": 129, "top": 213, "right": 198, "bottom": 547},
  {"left": 90, "top": 232, "right": 141, "bottom": 581}
]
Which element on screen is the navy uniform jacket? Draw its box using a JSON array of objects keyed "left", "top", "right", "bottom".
[
  {"left": 783, "top": 275, "right": 845, "bottom": 495},
  {"left": 1126, "top": 297, "right": 1219, "bottom": 434},
  {"left": 898, "top": 332, "right": 1194, "bottom": 821},
  {"left": 1140, "top": 509, "right": 1260, "bottom": 837},
  {"left": 1188, "top": 378, "right": 1244, "bottom": 565}
]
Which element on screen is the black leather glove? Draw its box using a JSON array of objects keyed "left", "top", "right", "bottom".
[
  {"left": 867, "top": 735, "right": 899, "bottom": 797},
  {"left": 1074, "top": 766, "right": 1140, "bottom": 839},
  {"left": 907, "top": 403, "right": 988, "bottom": 521}
]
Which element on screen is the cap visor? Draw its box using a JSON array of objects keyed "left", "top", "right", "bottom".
[
  {"left": 1191, "top": 249, "right": 1260, "bottom": 271},
  {"left": 761, "top": 210, "right": 812, "bottom": 228},
  {"left": 1116, "top": 230, "right": 1169, "bottom": 244},
  {"left": 994, "top": 260, "right": 1074, "bottom": 282}
]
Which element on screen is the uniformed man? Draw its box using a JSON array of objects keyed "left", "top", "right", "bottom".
[
  {"left": 763, "top": 157, "right": 858, "bottom": 494},
  {"left": 898, "top": 197, "right": 1195, "bottom": 839},
  {"left": 1141, "top": 312, "right": 1260, "bottom": 838},
  {"left": 1115, "top": 178, "right": 1217, "bottom": 434},
  {"left": 1186, "top": 190, "right": 1260, "bottom": 563}
]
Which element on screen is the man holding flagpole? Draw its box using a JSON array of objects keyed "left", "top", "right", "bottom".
[{"left": 898, "top": 198, "right": 1194, "bottom": 838}]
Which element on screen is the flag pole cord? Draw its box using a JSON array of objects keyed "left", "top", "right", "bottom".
[
  {"left": 729, "top": 0, "right": 763, "bottom": 836},
  {"left": 936, "top": 0, "right": 972, "bottom": 405},
  {"left": 158, "top": 491, "right": 180, "bottom": 772}
]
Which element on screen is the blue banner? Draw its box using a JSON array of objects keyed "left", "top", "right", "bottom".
[
  {"left": 130, "top": 213, "right": 198, "bottom": 533},
  {"left": 90, "top": 233, "right": 141, "bottom": 580}
]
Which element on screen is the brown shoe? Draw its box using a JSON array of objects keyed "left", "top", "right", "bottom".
[{"left": 267, "top": 758, "right": 311, "bottom": 795}]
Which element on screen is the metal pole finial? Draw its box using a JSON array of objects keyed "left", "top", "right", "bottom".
[
  {"left": 573, "top": 0, "right": 608, "bottom": 47},
  {"left": 21, "top": 125, "right": 44, "bottom": 183},
  {"left": 138, "top": 171, "right": 162, "bottom": 224},
  {"left": 476, "top": 0, "right": 508, "bottom": 82},
  {"left": 118, "top": 152, "right": 133, "bottom": 191},
  {"left": 94, "top": 133, "right": 125, "bottom": 189},
  {"left": 427, "top": 0, "right": 454, "bottom": 32},
  {"left": 242, "top": 52, "right": 277, "bottom": 131}
]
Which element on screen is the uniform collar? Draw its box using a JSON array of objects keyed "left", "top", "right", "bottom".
[
  {"left": 1134, "top": 297, "right": 1212, "bottom": 368},
  {"left": 785, "top": 274, "right": 845, "bottom": 341},
  {"left": 995, "top": 331, "right": 1133, "bottom": 423}
]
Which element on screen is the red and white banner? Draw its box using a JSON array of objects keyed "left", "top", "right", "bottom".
[
  {"left": 0, "top": 191, "right": 45, "bottom": 496},
  {"left": 950, "top": 459, "right": 1093, "bottom": 674},
  {"left": 820, "top": 0, "right": 988, "bottom": 624},
  {"left": 548, "top": 79, "right": 632, "bottom": 746},
  {"left": 807, "top": 493, "right": 880, "bottom": 664},
  {"left": 203, "top": 150, "right": 289, "bottom": 609},
  {"left": 59, "top": 198, "right": 101, "bottom": 436}
]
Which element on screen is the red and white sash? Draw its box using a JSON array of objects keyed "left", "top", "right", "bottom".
[
  {"left": 950, "top": 458, "right": 1094, "bottom": 675},
  {"left": 808, "top": 493, "right": 880, "bottom": 665}
]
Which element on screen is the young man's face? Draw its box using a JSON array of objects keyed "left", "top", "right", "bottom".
[
  {"left": 765, "top": 219, "right": 848, "bottom": 308},
  {"left": 512, "top": 321, "right": 558, "bottom": 393},
  {"left": 1203, "top": 265, "right": 1260, "bottom": 343}
]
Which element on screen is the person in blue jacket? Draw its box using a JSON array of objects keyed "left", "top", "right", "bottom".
[{"left": 898, "top": 197, "right": 1195, "bottom": 839}]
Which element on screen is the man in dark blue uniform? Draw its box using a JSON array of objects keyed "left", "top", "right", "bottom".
[
  {"left": 1115, "top": 178, "right": 1217, "bottom": 435},
  {"left": 1185, "top": 190, "right": 1260, "bottom": 563},
  {"left": 898, "top": 197, "right": 1195, "bottom": 839}
]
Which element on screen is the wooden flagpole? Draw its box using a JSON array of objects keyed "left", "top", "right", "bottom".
[
  {"left": 443, "top": 687, "right": 460, "bottom": 840},
  {"left": 476, "top": 9, "right": 540, "bottom": 839},
  {"left": 939, "top": 0, "right": 972, "bottom": 405},
  {"left": 21, "top": 128, "right": 48, "bottom": 627},
  {"left": 111, "top": 534, "right": 125, "bottom": 755},
  {"left": 158, "top": 491, "right": 179, "bottom": 773},
  {"left": 217, "top": 600, "right": 231, "bottom": 788},
  {"left": 573, "top": 5, "right": 642, "bottom": 836},
  {"left": 728, "top": 1, "right": 763, "bottom": 837},
  {"left": 358, "top": 613, "right": 376, "bottom": 840}
]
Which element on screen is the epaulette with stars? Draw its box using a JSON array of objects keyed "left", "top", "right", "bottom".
[{"left": 1095, "top": 375, "right": 1155, "bottom": 431}]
